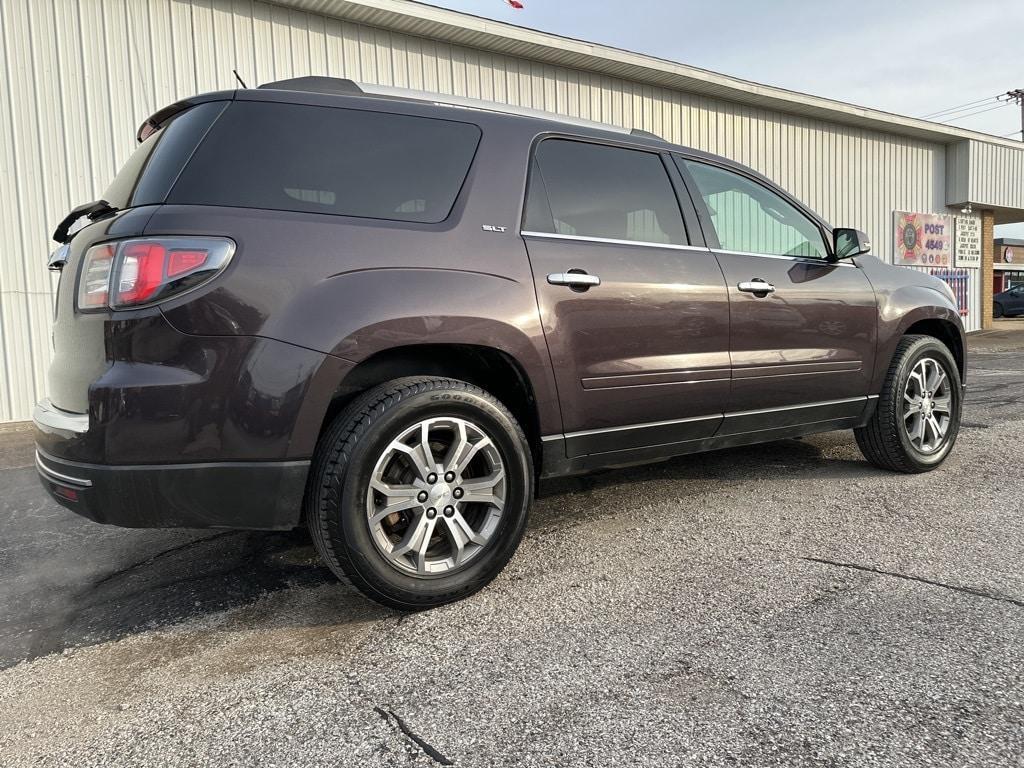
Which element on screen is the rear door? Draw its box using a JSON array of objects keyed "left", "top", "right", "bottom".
[
  {"left": 522, "top": 138, "right": 730, "bottom": 457},
  {"left": 676, "top": 157, "right": 877, "bottom": 434}
]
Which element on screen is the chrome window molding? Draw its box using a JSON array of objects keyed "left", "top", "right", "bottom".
[
  {"left": 714, "top": 248, "right": 857, "bottom": 267},
  {"left": 521, "top": 230, "right": 707, "bottom": 252}
]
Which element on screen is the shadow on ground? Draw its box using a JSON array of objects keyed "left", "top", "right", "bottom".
[{"left": 1, "top": 431, "right": 881, "bottom": 670}]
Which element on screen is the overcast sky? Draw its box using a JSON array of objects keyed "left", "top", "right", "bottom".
[{"left": 425, "top": 0, "right": 1024, "bottom": 236}]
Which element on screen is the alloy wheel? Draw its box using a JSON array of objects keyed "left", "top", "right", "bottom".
[
  {"left": 366, "top": 416, "right": 506, "bottom": 576},
  {"left": 902, "top": 357, "right": 952, "bottom": 454}
]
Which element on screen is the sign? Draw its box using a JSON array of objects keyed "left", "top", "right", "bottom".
[
  {"left": 954, "top": 215, "right": 981, "bottom": 268},
  {"left": 1004, "top": 246, "right": 1015, "bottom": 263},
  {"left": 894, "top": 211, "right": 952, "bottom": 267}
]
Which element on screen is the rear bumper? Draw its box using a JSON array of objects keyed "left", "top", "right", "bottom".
[{"left": 34, "top": 448, "right": 308, "bottom": 530}]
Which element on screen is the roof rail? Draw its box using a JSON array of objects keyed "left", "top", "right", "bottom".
[
  {"left": 630, "top": 128, "right": 666, "bottom": 141},
  {"left": 258, "top": 76, "right": 364, "bottom": 96},
  {"left": 256, "top": 76, "right": 631, "bottom": 136}
]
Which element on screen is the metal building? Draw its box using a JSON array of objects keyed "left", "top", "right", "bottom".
[{"left": 2, "top": 0, "right": 1023, "bottom": 423}]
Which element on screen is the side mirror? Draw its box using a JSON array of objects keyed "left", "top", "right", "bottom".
[{"left": 832, "top": 228, "right": 871, "bottom": 261}]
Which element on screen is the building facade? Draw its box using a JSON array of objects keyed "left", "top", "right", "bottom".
[{"left": 2, "top": 0, "right": 1023, "bottom": 423}]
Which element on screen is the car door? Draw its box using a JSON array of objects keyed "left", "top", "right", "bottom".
[
  {"left": 676, "top": 156, "right": 878, "bottom": 434},
  {"left": 1008, "top": 285, "right": 1024, "bottom": 314},
  {"left": 522, "top": 138, "right": 730, "bottom": 457}
]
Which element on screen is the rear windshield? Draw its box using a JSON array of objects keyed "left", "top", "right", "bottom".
[
  {"left": 102, "top": 101, "right": 227, "bottom": 209},
  {"left": 168, "top": 101, "right": 482, "bottom": 224}
]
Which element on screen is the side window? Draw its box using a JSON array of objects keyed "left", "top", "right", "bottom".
[
  {"left": 680, "top": 159, "right": 829, "bottom": 259},
  {"left": 169, "top": 102, "right": 481, "bottom": 223},
  {"left": 525, "top": 139, "right": 686, "bottom": 246}
]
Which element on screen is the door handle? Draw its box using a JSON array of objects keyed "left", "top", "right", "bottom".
[
  {"left": 737, "top": 279, "right": 776, "bottom": 295},
  {"left": 547, "top": 272, "right": 601, "bottom": 290}
]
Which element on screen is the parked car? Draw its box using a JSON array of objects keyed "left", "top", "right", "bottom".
[
  {"left": 993, "top": 284, "right": 1024, "bottom": 317},
  {"left": 35, "top": 78, "right": 965, "bottom": 609}
]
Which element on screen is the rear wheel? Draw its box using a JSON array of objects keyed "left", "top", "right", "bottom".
[
  {"left": 855, "top": 335, "right": 961, "bottom": 473},
  {"left": 994, "top": 303, "right": 1004, "bottom": 318},
  {"left": 306, "top": 377, "right": 533, "bottom": 610}
]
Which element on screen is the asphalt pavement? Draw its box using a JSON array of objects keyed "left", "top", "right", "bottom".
[{"left": 1, "top": 326, "right": 1022, "bottom": 767}]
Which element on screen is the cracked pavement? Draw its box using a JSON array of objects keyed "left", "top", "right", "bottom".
[{"left": 1, "top": 325, "right": 1022, "bottom": 767}]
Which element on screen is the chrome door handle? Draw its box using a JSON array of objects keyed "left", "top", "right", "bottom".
[
  {"left": 547, "top": 272, "right": 601, "bottom": 289},
  {"left": 737, "top": 279, "right": 776, "bottom": 294}
]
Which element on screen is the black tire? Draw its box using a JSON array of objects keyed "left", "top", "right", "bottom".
[
  {"left": 994, "top": 303, "right": 1004, "bottom": 319},
  {"left": 306, "top": 377, "right": 533, "bottom": 610},
  {"left": 854, "top": 335, "right": 962, "bottom": 473}
]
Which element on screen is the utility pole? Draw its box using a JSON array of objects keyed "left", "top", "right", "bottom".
[{"left": 1002, "top": 89, "right": 1024, "bottom": 141}]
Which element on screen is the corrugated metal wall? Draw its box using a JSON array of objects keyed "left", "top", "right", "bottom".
[
  {"left": 0, "top": 0, "right": 978, "bottom": 422},
  {"left": 965, "top": 140, "right": 1024, "bottom": 211}
]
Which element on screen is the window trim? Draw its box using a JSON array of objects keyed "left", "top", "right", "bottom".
[
  {"left": 521, "top": 230, "right": 710, "bottom": 252},
  {"left": 673, "top": 154, "right": 836, "bottom": 262},
  {"left": 519, "top": 133, "right": 698, "bottom": 247}
]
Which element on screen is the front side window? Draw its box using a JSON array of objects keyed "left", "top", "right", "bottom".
[
  {"left": 525, "top": 139, "right": 686, "bottom": 246},
  {"left": 169, "top": 102, "right": 481, "bottom": 223},
  {"left": 680, "top": 159, "right": 828, "bottom": 259}
]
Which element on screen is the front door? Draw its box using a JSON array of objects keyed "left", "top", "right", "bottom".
[
  {"left": 523, "top": 138, "right": 730, "bottom": 457},
  {"left": 677, "top": 157, "right": 877, "bottom": 434}
]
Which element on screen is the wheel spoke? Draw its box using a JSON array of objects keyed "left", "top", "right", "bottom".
[
  {"left": 932, "top": 395, "right": 952, "bottom": 415},
  {"left": 444, "top": 420, "right": 473, "bottom": 471},
  {"left": 444, "top": 511, "right": 485, "bottom": 564},
  {"left": 454, "top": 436, "right": 493, "bottom": 475},
  {"left": 459, "top": 469, "right": 505, "bottom": 506},
  {"left": 926, "top": 364, "right": 947, "bottom": 393},
  {"left": 928, "top": 414, "right": 945, "bottom": 441},
  {"left": 368, "top": 479, "right": 422, "bottom": 524},
  {"left": 414, "top": 516, "right": 438, "bottom": 573},
  {"left": 389, "top": 511, "right": 431, "bottom": 561},
  {"left": 391, "top": 442, "right": 433, "bottom": 482},
  {"left": 907, "top": 412, "right": 925, "bottom": 446},
  {"left": 908, "top": 367, "right": 926, "bottom": 396}
]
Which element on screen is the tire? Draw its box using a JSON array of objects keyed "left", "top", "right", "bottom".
[
  {"left": 994, "top": 303, "right": 1004, "bottom": 319},
  {"left": 306, "top": 377, "right": 533, "bottom": 610},
  {"left": 855, "top": 335, "right": 962, "bottom": 473}
]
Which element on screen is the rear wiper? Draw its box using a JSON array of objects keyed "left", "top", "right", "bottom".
[{"left": 52, "top": 199, "right": 117, "bottom": 244}]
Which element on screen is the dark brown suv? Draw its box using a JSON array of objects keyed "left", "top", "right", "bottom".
[{"left": 35, "top": 78, "right": 965, "bottom": 608}]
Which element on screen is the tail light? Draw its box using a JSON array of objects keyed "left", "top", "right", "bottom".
[{"left": 77, "top": 237, "right": 234, "bottom": 311}]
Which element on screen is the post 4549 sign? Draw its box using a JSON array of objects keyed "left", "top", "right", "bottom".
[{"left": 894, "top": 211, "right": 952, "bottom": 267}]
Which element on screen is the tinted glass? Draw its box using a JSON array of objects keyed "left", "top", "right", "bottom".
[
  {"left": 169, "top": 101, "right": 481, "bottom": 223},
  {"left": 103, "top": 102, "right": 227, "bottom": 209},
  {"left": 526, "top": 140, "right": 686, "bottom": 245},
  {"left": 681, "top": 159, "right": 828, "bottom": 259}
]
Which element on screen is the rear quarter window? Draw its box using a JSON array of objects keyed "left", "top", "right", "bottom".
[
  {"left": 103, "top": 101, "right": 227, "bottom": 209},
  {"left": 168, "top": 101, "right": 481, "bottom": 224}
]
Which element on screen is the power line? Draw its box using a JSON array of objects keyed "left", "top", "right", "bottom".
[
  {"left": 939, "top": 102, "right": 1012, "bottom": 123},
  {"left": 921, "top": 94, "right": 1002, "bottom": 119},
  {"left": 922, "top": 98, "right": 1001, "bottom": 120}
]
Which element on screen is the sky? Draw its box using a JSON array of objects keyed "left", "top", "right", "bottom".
[{"left": 424, "top": 0, "right": 1024, "bottom": 236}]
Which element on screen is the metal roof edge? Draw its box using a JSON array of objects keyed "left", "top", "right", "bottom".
[{"left": 278, "top": 0, "right": 1024, "bottom": 151}]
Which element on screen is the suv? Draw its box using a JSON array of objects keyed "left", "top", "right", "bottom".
[{"left": 35, "top": 78, "right": 965, "bottom": 609}]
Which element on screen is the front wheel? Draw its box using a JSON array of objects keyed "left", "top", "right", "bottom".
[
  {"left": 306, "top": 377, "right": 533, "bottom": 610},
  {"left": 994, "top": 303, "right": 1004, "bottom": 319},
  {"left": 855, "top": 335, "right": 962, "bottom": 473}
]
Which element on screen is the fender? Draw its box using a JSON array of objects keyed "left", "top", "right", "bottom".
[
  {"left": 264, "top": 267, "right": 561, "bottom": 452},
  {"left": 872, "top": 284, "right": 965, "bottom": 393}
]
